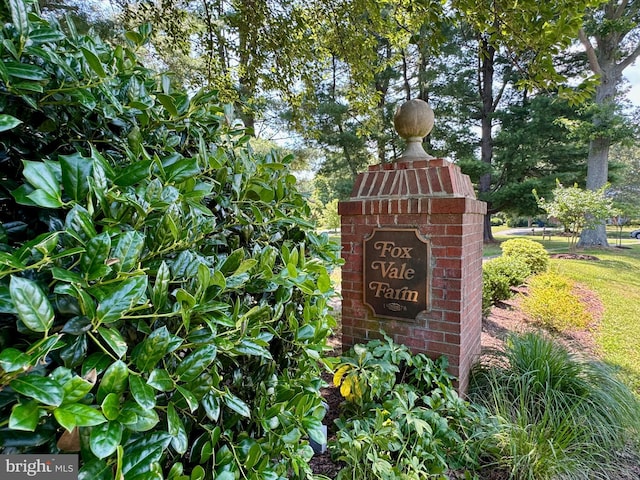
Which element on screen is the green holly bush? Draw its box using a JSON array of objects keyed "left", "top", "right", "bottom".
[{"left": 0, "top": 1, "right": 341, "bottom": 479}]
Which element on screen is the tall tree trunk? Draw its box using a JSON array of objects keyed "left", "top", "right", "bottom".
[
  {"left": 479, "top": 37, "right": 495, "bottom": 243},
  {"left": 577, "top": 0, "right": 640, "bottom": 246},
  {"left": 374, "top": 42, "right": 391, "bottom": 164},
  {"left": 578, "top": 63, "right": 617, "bottom": 247},
  {"left": 236, "top": 0, "right": 258, "bottom": 132}
]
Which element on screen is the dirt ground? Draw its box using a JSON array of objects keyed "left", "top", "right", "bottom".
[{"left": 310, "top": 254, "right": 640, "bottom": 478}]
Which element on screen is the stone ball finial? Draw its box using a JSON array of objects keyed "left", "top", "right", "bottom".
[{"left": 393, "top": 99, "right": 434, "bottom": 160}]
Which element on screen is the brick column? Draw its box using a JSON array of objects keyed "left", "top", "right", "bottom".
[{"left": 338, "top": 158, "right": 486, "bottom": 394}]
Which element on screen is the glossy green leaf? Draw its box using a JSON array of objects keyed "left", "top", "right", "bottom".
[
  {"left": 0, "top": 348, "right": 30, "bottom": 372},
  {"left": 78, "top": 459, "right": 112, "bottom": 480},
  {"left": 21, "top": 160, "right": 62, "bottom": 207},
  {"left": 62, "top": 375, "right": 94, "bottom": 403},
  {"left": 223, "top": 390, "right": 250, "bottom": 417},
  {"left": 112, "top": 231, "right": 144, "bottom": 272},
  {"left": 5, "top": 62, "right": 48, "bottom": 80},
  {"left": 132, "top": 326, "right": 172, "bottom": 372},
  {"left": 214, "top": 472, "right": 234, "bottom": 480},
  {"left": 189, "top": 432, "right": 213, "bottom": 464},
  {"left": 220, "top": 248, "right": 244, "bottom": 274},
  {"left": 234, "top": 339, "right": 272, "bottom": 360},
  {"left": 22, "top": 160, "right": 59, "bottom": 194},
  {"left": 80, "top": 232, "right": 111, "bottom": 280},
  {"left": 81, "top": 47, "right": 107, "bottom": 78},
  {"left": 28, "top": 28, "right": 66, "bottom": 44},
  {"left": 97, "top": 326, "right": 128, "bottom": 359},
  {"left": 175, "top": 344, "right": 217, "bottom": 382},
  {"left": 114, "top": 159, "right": 152, "bottom": 186},
  {"left": 201, "top": 392, "right": 220, "bottom": 421},
  {"left": 164, "top": 157, "right": 200, "bottom": 184},
  {"left": 129, "top": 375, "right": 156, "bottom": 410},
  {"left": 65, "top": 204, "right": 97, "bottom": 241},
  {"left": 118, "top": 401, "right": 159, "bottom": 432},
  {"left": 167, "top": 403, "right": 188, "bottom": 454},
  {"left": 124, "top": 30, "right": 143, "bottom": 45},
  {"left": 52, "top": 268, "right": 84, "bottom": 286},
  {"left": 81, "top": 352, "right": 111, "bottom": 377},
  {"left": 27, "top": 335, "right": 62, "bottom": 364},
  {"left": 156, "top": 93, "right": 178, "bottom": 116},
  {"left": 101, "top": 393, "right": 121, "bottom": 420},
  {"left": 147, "top": 369, "right": 174, "bottom": 391},
  {"left": 175, "top": 288, "right": 196, "bottom": 309},
  {"left": 9, "top": 0, "right": 28, "bottom": 35},
  {"left": 151, "top": 261, "right": 170, "bottom": 312},
  {"left": 0, "top": 114, "right": 22, "bottom": 132},
  {"left": 175, "top": 386, "right": 198, "bottom": 413},
  {"left": 122, "top": 432, "right": 171, "bottom": 476},
  {"left": 185, "top": 466, "right": 203, "bottom": 480},
  {"left": 60, "top": 152, "right": 92, "bottom": 202},
  {"left": 317, "top": 272, "right": 331, "bottom": 293},
  {"left": 59, "top": 335, "right": 87, "bottom": 369},
  {"left": 0, "top": 251, "right": 25, "bottom": 269},
  {"left": 302, "top": 417, "right": 326, "bottom": 445},
  {"left": 233, "top": 259, "right": 257, "bottom": 276},
  {"left": 90, "top": 421, "right": 123, "bottom": 459},
  {"left": 55, "top": 403, "right": 106, "bottom": 432},
  {"left": 11, "top": 375, "right": 64, "bottom": 406},
  {"left": 9, "top": 400, "right": 42, "bottom": 431},
  {"left": 96, "top": 276, "right": 148, "bottom": 324},
  {"left": 96, "top": 360, "right": 129, "bottom": 403},
  {"left": 11, "top": 184, "right": 37, "bottom": 207},
  {"left": 10, "top": 276, "right": 54, "bottom": 333},
  {"left": 26, "top": 189, "right": 64, "bottom": 208},
  {"left": 239, "top": 438, "right": 262, "bottom": 469}
]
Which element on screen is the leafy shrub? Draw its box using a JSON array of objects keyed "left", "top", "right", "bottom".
[
  {"left": 469, "top": 333, "right": 640, "bottom": 480},
  {"left": 506, "top": 217, "right": 529, "bottom": 228},
  {"left": 500, "top": 238, "right": 549, "bottom": 274},
  {"left": 490, "top": 216, "right": 503, "bottom": 226},
  {"left": 330, "top": 335, "right": 483, "bottom": 479},
  {"left": 0, "top": 4, "right": 340, "bottom": 479},
  {"left": 482, "top": 266, "right": 511, "bottom": 312},
  {"left": 482, "top": 256, "right": 531, "bottom": 312},
  {"left": 520, "top": 271, "right": 592, "bottom": 331}
]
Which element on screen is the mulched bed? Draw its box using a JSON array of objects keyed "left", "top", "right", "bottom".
[{"left": 549, "top": 253, "right": 600, "bottom": 261}]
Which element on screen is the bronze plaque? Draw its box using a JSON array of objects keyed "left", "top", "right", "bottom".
[{"left": 363, "top": 228, "right": 430, "bottom": 320}]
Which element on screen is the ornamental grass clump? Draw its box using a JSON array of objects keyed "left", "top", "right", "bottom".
[{"left": 469, "top": 333, "right": 640, "bottom": 480}]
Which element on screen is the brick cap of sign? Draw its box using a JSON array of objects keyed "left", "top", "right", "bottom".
[{"left": 350, "top": 158, "right": 476, "bottom": 199}]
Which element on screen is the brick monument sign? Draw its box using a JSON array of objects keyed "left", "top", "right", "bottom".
[{"left": 338, "top": 99, "right": 486, "bottom": 393}]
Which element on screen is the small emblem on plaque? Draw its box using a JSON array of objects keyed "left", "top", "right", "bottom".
[{"left": 386, "top": 302, "right": 404, "bottom": 312}]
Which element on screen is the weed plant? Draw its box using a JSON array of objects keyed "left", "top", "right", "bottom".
[{"left": 469, "top": 333, "right": 640, "bottom": 480}]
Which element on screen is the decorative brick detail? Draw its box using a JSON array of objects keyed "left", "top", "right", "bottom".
[{"left": 339, "top": 157, "right": 486, "bottom": 394}]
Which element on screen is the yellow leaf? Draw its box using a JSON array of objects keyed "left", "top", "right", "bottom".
[
  {"left": 333, "top": 365, "right": 351, "bottom": 387},
  {"left": 353, "top": 380, "right": 362, "bottom": 400},
  {"left": 340, "top": 376, "right": 352, "bottom": 398}
]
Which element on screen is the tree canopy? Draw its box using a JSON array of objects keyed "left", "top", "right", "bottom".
[{"left": 6, "top": 0, "right": 639, "bottom": 238}]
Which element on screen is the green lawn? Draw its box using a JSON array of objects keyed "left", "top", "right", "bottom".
[{"left": 491, "top": 227, "right": 640, "bottom": 390}]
